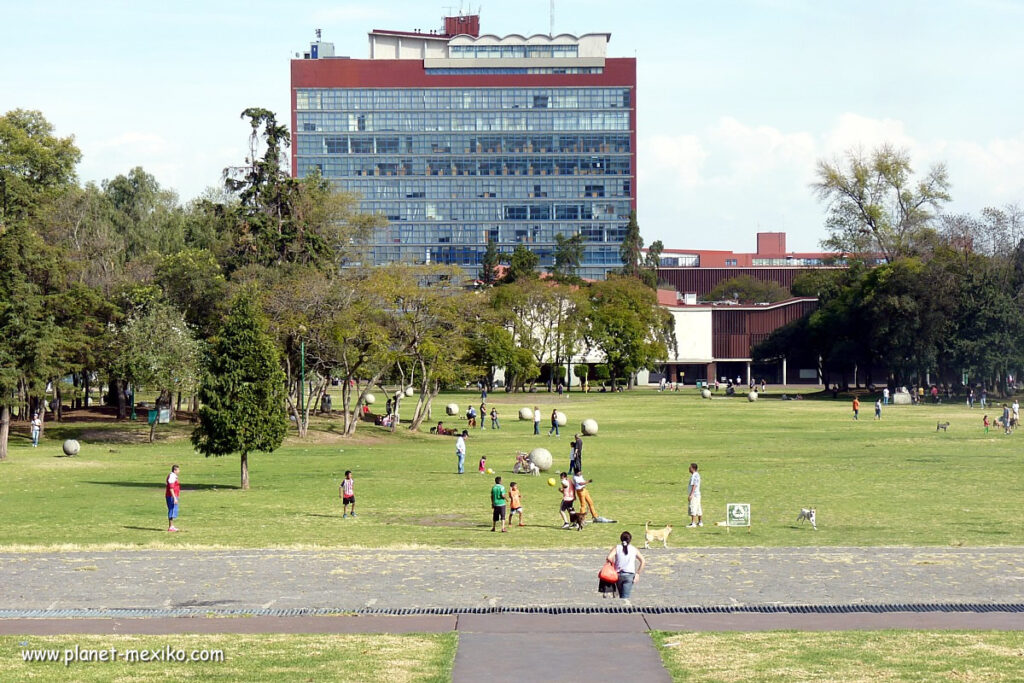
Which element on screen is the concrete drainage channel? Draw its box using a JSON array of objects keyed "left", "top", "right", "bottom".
[{"left": 1, "top": 603, "right": 1023, "bottom": 619}]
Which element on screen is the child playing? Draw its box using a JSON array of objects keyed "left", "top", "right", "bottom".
[
  {"left": 508, "top": 482, "right": 524, "bottom": 527},
  {"left": 490, "top": 406, "right": 500, "bottom": 429},
  {"left": 339, "top": 470, "right": 356, "bottom": 518},
  {"left": 558, "top": 471, "right": 575, "bottom": 529},
  {"left": 983, "top": 414, "right": 990, "bottom": 434},
  {"left": 479, "top": 455, "right": 487, "bottom": 474}
]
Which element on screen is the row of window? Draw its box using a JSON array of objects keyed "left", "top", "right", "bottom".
[
  {"left": 295, "top": 88, "right": 631, "bottom": 112},
  {"left": 370, "top": 243, "right": 624, "bottom": 268},
  {"left": 372, "top": 224, "right": 628, "bottom": 244},
  {"left": 297, "top": 111, "right": 630, "bottom": 133},
  {"left": 294, "top": 132, "right": 631, "bottom": 156},
  {"left": 448, "top": 44, "right": 579, "bottom": 59},
  {"left": 360, "top": 201, "right": 630, "bottom": 223},
  {"left": 296, "top": 156, "right": 631, "bottom": 178},
  {"left": 324, "top": 177, "right": 633, "bottom": 200},
  {"left": 425, "top": 67, "right": 603, "bottom": 75}
]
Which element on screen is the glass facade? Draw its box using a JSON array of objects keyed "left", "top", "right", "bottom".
[{"left": 294, "top": 86, "right": 634, "bottom": 279}]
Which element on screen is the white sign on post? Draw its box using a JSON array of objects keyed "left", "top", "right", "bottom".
[{"left": 726, "top": 503, "right": 751, "bottom": 532}]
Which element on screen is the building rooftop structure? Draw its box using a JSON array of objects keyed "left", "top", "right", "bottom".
[{"left": 656, "top": 232, "right": 843, "bottom": 268}]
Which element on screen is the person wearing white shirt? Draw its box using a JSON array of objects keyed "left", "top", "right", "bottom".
[
  {"left": 533, "top": 406, "right": 541, "bottom": 435},
  {"left": 606, "top": 531, "right": 645, "bottom": 600},
  {"left": 455, "top": 430, "right": 467, "bottom": 474},
  {"left": 687, "top": 462, "right": 702, "bottom": 528}
]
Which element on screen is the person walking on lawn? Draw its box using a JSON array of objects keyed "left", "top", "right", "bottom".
[{"left": 165, "top": 465, "right": 181, "bottom": 532}]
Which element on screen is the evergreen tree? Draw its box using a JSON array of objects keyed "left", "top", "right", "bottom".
[
  {"left": 503, "top": 244, "right": 539, "bottom": 283},
  {"left": 192, "top": 293, "right": 287, "bottom": 489},
  {"left": 619, "top": 210, "right": 643, "bottom": 279},
  {"left": 480, "top": 238, "right": 499, "bottom": 285}
]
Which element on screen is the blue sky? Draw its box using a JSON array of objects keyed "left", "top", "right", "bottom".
[{"left": 2, "top": 0, "right": 1022, "bottom": 252}]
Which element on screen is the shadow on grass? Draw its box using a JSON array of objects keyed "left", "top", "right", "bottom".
[
  {"left": 85, "top": 481, "right": 241, "bottom": 491},
  {"left": 122, "top": 526, "right": 170, "bottom": 533},
  {"left": 306, "top": 513, "right": 341, "bottom": 519}
]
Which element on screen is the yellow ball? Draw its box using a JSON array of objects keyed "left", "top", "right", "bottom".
[
  {"left": 547, "top": 477, "right": 556, "bottom": 487},
  {"left": 486, "top": 468, "right": 494, "bottom": 474}
]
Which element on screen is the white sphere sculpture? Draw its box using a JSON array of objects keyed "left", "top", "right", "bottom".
[
  {"left": 364, "top": 393, "right": 376, "bottom": 405},
  {"left": 62, "top": 439, "right": 80, "bottom": 456},
  {"left": 555, "top": 410, "right": 567, "bottom": 426},
  {"left": 528, "top": 447, "right": 553, "bottom": 471},
  {"left": 405, "top": 387, "right": 415, "bottom": 397},
  {"left": 519, "top": 407, "right": 533, "bottom": 421},
  {"left": 701, "top": 389, "right": 712, "bottom": 399},
  {"left": 581, "top": 418, "right": 599, "bottom": 436},
  {"left": 446, "top": 403, "right": 459, "bottom": 416},
  {"left": 748, "top": 391, "right": 759, "bottom": 402}
]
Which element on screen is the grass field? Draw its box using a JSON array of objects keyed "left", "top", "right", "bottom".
[
  {"left": 652, "top": 630, "right": 1024, "bottom": 682},
  {"left": 3, "top": 633, "right": 455, "bottom": 682},
  {"left": 0, "top": 389, "right": 1021, "bottom": 549}
]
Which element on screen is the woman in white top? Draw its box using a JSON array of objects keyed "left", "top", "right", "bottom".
[{"left": 606, "top": 531, "right": 645, "bottom": 599}]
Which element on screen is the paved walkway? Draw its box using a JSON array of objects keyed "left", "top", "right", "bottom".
[
  {"left": 3, "top": 547, "right": 1022, "bottom": 682},
  {"left": 2, "top": 547, "right": 1022, "bottom": 612}
]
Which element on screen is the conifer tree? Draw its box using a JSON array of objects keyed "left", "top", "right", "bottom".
[{"left": 192, "top": 293, "right": 287, "bottom": 489}]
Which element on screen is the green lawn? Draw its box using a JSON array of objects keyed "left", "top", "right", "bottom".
[
  {"left": 0, "top": 389, "right": 1020, "bottom": 549},
  {"left": 652, "top": 630, "right": 1024, "bottom": 682},
  {"left": 3, "top": 633, "right": 455, "bottom": 682}
]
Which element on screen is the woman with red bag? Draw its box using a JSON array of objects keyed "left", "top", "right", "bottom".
[{"left": 602, "top": 531, "right": 645, "bottom": 600}]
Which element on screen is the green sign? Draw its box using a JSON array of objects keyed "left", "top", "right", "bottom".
[{"left": 727, "top": 503, "right": 751, "bottom": 527}]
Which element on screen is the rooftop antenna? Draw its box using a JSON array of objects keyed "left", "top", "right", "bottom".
[
  {"left": 550, "top": 0, "right": 554, "bottom": 36},
  {"left": 315, "top": 28, "right": 321, "bottom": 40}
]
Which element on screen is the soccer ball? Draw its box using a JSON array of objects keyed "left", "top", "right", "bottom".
[
  {"left": 486, "top": 468, "right": 494, "bottom": 474},
  {"left": 547, "top": 477, "right": 556, "bottom": 487}
]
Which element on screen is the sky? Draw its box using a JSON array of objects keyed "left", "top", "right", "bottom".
[{"left": 2, "top": 0, "right": 1023, "bottom": 252}]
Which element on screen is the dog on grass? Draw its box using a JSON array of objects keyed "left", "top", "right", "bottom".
[
  {"left": 567, "top": 510, "right": 586, "bottom": 531},
  {"left": 936, "top": 421, "right": 950, "bottom": 432},
  {"left": 644, "top": 521, "right": 673, "bottom": 548},
  {"left": 796, "top": 507, "right": 817, "bottom": 530}
]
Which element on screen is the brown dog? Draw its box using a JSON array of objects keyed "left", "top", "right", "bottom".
[
  {"left": 568, "top": 510, "right": 586, "bottom": 531},
  {"left": 644, "top": 521, "right": 673, "bottom": 548}
]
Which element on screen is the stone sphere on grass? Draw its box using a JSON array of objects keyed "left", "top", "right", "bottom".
[
  {"left": 518, "top": 407, "right": 533, "bottom": 421},
  {"left": 62, "top": 439, "right": 80, "bottom": 456},
  {"left": 528, "top": 447, "right": 553, "bottom": 471},
  {"left": 554, "top": 410, "right": 567, "bottom": 426},
  {"left": 581, "top": 419, "right": 599, "bottom": 436},
  {"left": 701, "top": 389, "right": 712, "bottom": 399},
  {"left": 446, "top": 403, "right": 459, "bottom": 416},
  {"left": 405, "top": 387, "right": 415, "bottom": 397},
  {"left": 364, "top": 393, "right": 376, "bottom": 405},
  {"left": 748, "top": 391, "right": 758, "bottom": 402}
]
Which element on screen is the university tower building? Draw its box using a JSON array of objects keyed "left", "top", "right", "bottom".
[{"left": 291, "top": 14, "right": 636, "bottom": 279}]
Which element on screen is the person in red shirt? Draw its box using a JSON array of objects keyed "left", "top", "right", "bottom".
[{"left": 165, "top": 465, "right": 181, "bottom": 532}]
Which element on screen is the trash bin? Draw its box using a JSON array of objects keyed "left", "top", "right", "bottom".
[{"left": 147, "top": 409, "right": 158, "bottom": 425}]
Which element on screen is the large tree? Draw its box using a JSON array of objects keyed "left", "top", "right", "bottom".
[
  {"left": 585, "top": 275, "right": 674, "bottom": 389},
  {"left": 111, "top": 302, "right": 201, "bottom": 442},
  {"left": 192, "top": 293, "right": 287, "bottom": 489},
  {"left": 0, "top": 109, "right": 81, "bottom": 223},
  {"left": 814, "top": 144, "right": 951, "bottom": 262}
]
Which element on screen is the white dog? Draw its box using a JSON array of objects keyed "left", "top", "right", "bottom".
[
  {"left": 526, "top": 461, "right": 540, "bottom": 476},
  {"left": 796, "top": 507, "right": 817, "bottom": 530}
]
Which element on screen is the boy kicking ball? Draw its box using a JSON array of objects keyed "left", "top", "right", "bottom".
[{"left": 340, "top": 470, "right": 356, "bottom": 518}]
